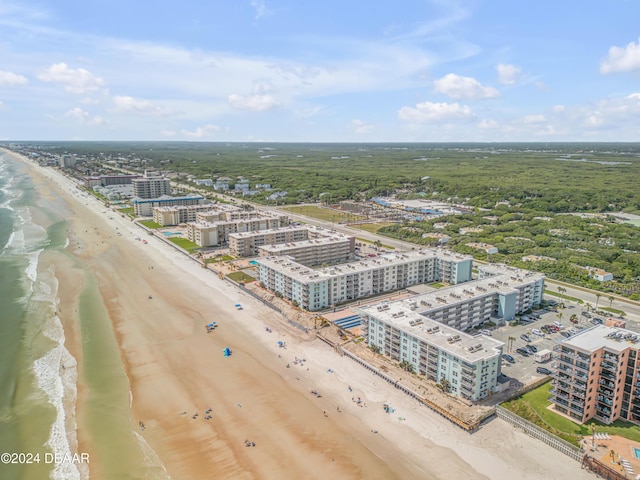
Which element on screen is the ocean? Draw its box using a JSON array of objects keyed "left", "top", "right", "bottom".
[{"left": 0, "top": 152, "right": 168, "bottom": 479}]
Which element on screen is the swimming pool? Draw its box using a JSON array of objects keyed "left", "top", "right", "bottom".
[
  {"left": 249, "top": 260, "right": 258, "bottom": 265},
  {"left": 634, "top": 447, "right": 640, "bottom": 459},
  {"left": 162, "top": 231, "right": 180, "bottom": 237}
]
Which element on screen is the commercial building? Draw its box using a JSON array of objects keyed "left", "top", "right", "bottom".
[
  {"left": 549, "top": 325, "right": 640, "bottom": 425},
  {"left": 256, "top": 250, "right": 473, "bottom": 311},
  {"left": 132, "top": 195, "right": 205, "bottom": 217},
  {"left": 132, "top": 172, "right": 171, "bottom": 199},
  {"left": 152, "top": 204, "right": 219, "bottom": 227},
  {"left": 360, "top": 299, "right": 504, "bottom": 402},
  {"left": 186, "top": 211, "right": 290, "bottom": 247}
]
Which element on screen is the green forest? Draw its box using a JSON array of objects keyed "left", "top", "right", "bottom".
[{"left": 16, "top": 141, "right": 640, "bottom": 298}]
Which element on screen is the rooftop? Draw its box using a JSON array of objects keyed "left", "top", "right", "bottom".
[
  {"left": 360, "top": 300, "right": 504, "bottom": 361},
  {"left": 561, "top": 325, "right": 640, "bottom": 354}
]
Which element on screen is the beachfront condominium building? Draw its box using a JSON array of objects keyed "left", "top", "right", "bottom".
[
  {"left": 360, "top": 299, "right": 504, "bottom": 402},
  {"left": 409, "top": 264, "right": 546, "bottom": 331},
  {"left": 256, "top": 233, "right": 355, "bottom": 267},
  {"left": 152, "top": 204, "right": 219, "bottom": 227},
  {"left": 132, "top": 195, "right": 205, "bottom": 217},
  {"left": 186, "top": 212, "right": 290, "bottom": 247},
  {"left": 549, "top": 325, "right": 640, "bottom": 425},
  {"left": 256, "top": 250, "right": 473, "bottom": 311},
  {"left": 229, "top": 226, "right": 311, "bottom": 257},
  {"left": 133, "top": 172, "right": 171, "bottom": 199}
]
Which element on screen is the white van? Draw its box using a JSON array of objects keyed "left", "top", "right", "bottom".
[{"left": 481, "top": 329, "right": 492, "bottom": 336}]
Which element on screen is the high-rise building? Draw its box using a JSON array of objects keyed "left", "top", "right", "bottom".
[
  {"left": 550, "top": 325, "right": 640, "bottom": 425},
  {"left": 133, "top": 171, "right": 171, "bottom": 199}
]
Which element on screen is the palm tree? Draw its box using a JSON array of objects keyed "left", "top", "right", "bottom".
[
  {"left": 595, "top": 293, "right": 602, "bottom": 311},
  {"left": 570, "top": 314, "right": 578, "bottom": 325},
  {"left": 557, "top": 286, "right": 567, "bottom": 307},
  {"left": 508, "top": 336, "right": 516, "bottom": 352},
  {"left": 608, "top": 295, "right": 615, "bottom": 308}
]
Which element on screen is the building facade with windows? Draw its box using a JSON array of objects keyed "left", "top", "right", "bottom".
[
  {"left": 186, "top": 212, "right": 290, "bottom": 247},
  {"left": 152, "top": 204, "right": 218, "bottom": 226},
  {"left": 132, "top": 172, "right": 171, "bottom": 199},
  {"left": 257, "top": 234, "right": 355, "bottom": 266},
  {"left": 256, "top": 250, "right": 473, "bottom": 311},
  {"left": 360, "top": 299, "right": 504, "bottom": 402},
  {"left": 228, "top": 226, "right": 310, "bottom": 257},
  {"left": 132, "top": 195, "right": 205, "bottom": 217},
  {"left": 549, "top": 325, "right": 640, "bottom": 425}
]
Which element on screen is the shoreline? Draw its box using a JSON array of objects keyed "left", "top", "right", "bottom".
[{"left": 5, "top": 147, "right": 595, "bottom": 480}]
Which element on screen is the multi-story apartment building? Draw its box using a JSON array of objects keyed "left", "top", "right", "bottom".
[
  {"left": 410, "top": 265, "right": 545, "bottom": 330},
  {"left": 152, "top": 204, "right": 218, "bottom": 227},
  {"left": 132, "top": 195, "right": 205, "bottom": 217},
  {"left": 100, "top": 174, "right": 142, "bottom": 186},
  {"left": 256, "top": 250, "right": 473, "bottom": 311},
  {"left": 132, "top": 172, "right": 171, "bottom": 199},
  {"left": 257, "top": 234, "right": 355, "bottom": 266},
  {"left": 550, "top": 325, "right": 640, "bottom": 425},
  {"left": 360, "top": 299, "right": 504, "bottom": 402},
  {"left": 228, "top": 226, "right": 310, "bottom": 257},
  {"left": 186, "top": 212, "right": 290, "bottom": 247}
]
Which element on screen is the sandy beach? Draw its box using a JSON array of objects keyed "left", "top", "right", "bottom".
[{"left": 7, "top": 147, "right": 595, "bottom": 479}]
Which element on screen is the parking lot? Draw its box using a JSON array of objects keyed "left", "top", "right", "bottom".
[{"left": 489, "top": 304, "right": 592, "bottom": 385}]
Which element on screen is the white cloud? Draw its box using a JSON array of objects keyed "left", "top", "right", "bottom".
[
  {"left": 65, "top": 107, "right": 107, "bottom": 126},
  {"left": 348, "top": 119, "right": 375, "bottom": 134},
  {"left": 38, "top": 63, "right": 104, "bottom": 94},
  {"left": 552, "top": 105, "right": 565, "bottom": 112},
  {"left": 0, "top": 70, "right": 28, "bottom": 86},
  {"left": 601, "top": 38, "right": 640, "bottom": 74},
  {"left": 478, "top": 119, "right": 498, "bottom": 129},
  {"left": 522, "top": 114, "right": 546, "bottom": 124},
  {"left": 398, "top": 101, "right": 474, "bottom": 123},
  {"left": 250, "top": 0, "right": 271, "bottom": 20},
  {"left": 433, "top": 73, "right": 499, "bottom": 99},
  {"left": 180, "top": 124, "right": 221, "bottom": 138},
  {"left": 228, "top": 93, "right": 279, "bottom": 111},
  {"left": 0, "top": 100, "right": 5, "bottom": 110},
  {"left": 112, "top": 95, "right": 174, "bottom": 116},
  {"left": 160, "top": 130, "right": 176, "bottom": 137},
  {"left": 496, "top": 63, "right": 522, "bottom": 85}
]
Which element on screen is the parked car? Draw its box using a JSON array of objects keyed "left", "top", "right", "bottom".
[
  {"left": 560, "top": 331, "right": 571, "bottom": 338},
  {"left": 516, "top": 347, "right": 530, "bottom": 356},
  {"left": 481, "top": 329, "right": 492, "bottom": 336},
  {"left": 502, "top": 354, "right": 515, "bottom": 364},
  {"left": 528, "top": 345, "right": 538, "bottom": 353},
  {"left": 520, "top": 334, "right": 531, "bottom": 342},
  {"left": 593, "top": 317, "right": 604, "bottom": 325},
  {"left": 532, "top": 329, "right": 544, "bottom": 336},
  {"left": 536, "top": 367, "right": 552, "bottom": 375}
]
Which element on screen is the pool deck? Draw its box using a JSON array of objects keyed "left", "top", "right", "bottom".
[{"left": 589, "top": 434, "right": 640, "bottom": 477}]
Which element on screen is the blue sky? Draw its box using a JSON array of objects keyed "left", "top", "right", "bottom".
[{"left": 0, "top": 0, "right": 639, "bottom": 142}]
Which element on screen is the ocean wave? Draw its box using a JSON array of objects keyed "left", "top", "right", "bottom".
[
  {"left": 133, "top": 432, "right": 172, "bottom": 480},
  {"left": 32, "top": 267, "right": 84, "bottom": 480}
]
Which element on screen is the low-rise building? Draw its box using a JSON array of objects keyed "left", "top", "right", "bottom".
[
  {"left": 465, "top": 242, "right": 498, "bottom": 254},
  {"left": 152, "top": 204, "right": 219, "bottom": 226},
  {"left": 132, "top": 195, "right": 205, "bottom": 217},
  {"left": 186, "top": 211, "right": 290, "bottom": 247},
  {"left": 360, "top": 299, "right": 504, "bottom": 402},
  {"left": 257, "top": 233, "right": 355, "bottom": 266}
]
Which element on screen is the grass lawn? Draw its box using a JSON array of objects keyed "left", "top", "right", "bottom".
[
  {"left": 502, "top": 382, "right": 640, "bottom": 446},
  {"left": 544, "top": 289, "right": 583, "bottom": 304},
  {"left": 430, "top": 283, "right": 446, "bottom": 288},
  {"left": 355, "top": 237, "right": 395, "bottom": 250},
  {"left": 601, "top": 306, "right": 625, "bottom": 315},
  {"left": 205, "top": 255, "right": 234, "bottom": 264},
  {"left": 227, "top": 271, "right": 255, "bottom": 283},
  {"left": 351, "top": 222, "right": 397, "bottom": 234},
  {"left": 283, "top": 205, "right": 366, "bottom": 223},
  {"left": 168, "top": 237, "right": 200, "bottom": 254},
  {"left": 118, "top": 207, "right": 134, "bottom": 214},
  {"left": 139, "top": 220, "right": 162, "bottom": 229}
]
